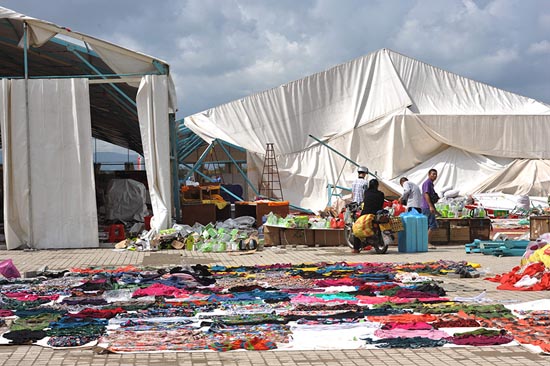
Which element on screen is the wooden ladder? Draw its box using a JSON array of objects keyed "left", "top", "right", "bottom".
[{"left": 259, "top": 143, "right": 284, "bottom": 200}]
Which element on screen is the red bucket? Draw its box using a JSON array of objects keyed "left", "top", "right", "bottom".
[{"left": 144, "top": 215, "right": 152, "bottom": 230}]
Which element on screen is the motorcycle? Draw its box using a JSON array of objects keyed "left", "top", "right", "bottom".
[{"left": 343, "top": 201, "right": 392, "bottom": 254}]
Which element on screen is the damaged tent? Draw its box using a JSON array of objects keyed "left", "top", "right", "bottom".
[
  {"left": 184, "top": 48, "right": 550, "bottom": 212},
  {"left": 0, "top": 6, "right": 177, "bottom": 249}
]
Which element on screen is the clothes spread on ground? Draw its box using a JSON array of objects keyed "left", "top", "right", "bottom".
[{"left": 0, "top": 261, "right": 543, "bottom": 352}]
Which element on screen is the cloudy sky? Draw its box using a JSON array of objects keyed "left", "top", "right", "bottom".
[{"left": 3, "top": 0, "right": 550, "bottom": 119}]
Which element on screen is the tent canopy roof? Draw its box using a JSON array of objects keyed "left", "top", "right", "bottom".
[
  {"left": 184, "top": 48, "right": 550, "bottom": 210},
  {"left": 0, "top": 6, "right": 171, "bottom": 154}
]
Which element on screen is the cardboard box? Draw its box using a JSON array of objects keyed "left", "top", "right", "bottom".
[
  {"left": 181, "top": 204, "right": 216, "bottom": 225},
  {"left": 313, "top": 229, "right": 346, "bottom": 246},
  {"left": 263, "top": 225, "right": 281, "bottom": 246},
  {"left": 279, "top": 228, "right": 315, "bottom": 246},
  {"left": 530, "top": 216, "right": 550, "bottom": 240}
]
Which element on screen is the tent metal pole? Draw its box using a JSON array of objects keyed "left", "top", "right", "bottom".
[
  {"left": 23, "top": 22, "right": 34, "bottom": 249},
  {"left": 217, "top": 139, "right": 260, "bottom": 197},
  {"left": 309, "top": 134, "right": 359, "bottom": 167},
  {"left": 182, "top": 163, "right": 244, "bottom": 202},
  {"left": 183, "top": 141, "right": 215, "bottom": 182},
  {"left": 67, "top": 45, "right": 137, "bottom": 107},
  {"left": 169, "top": 113, "right": 181, "bottom": 222},
  {"left": 29, "top": 73, "right": 155, "bottom": 80}
]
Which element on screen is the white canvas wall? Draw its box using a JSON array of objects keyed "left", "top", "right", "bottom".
[{"left": 0, "top": 78, "right": 98, "bottom": 249}]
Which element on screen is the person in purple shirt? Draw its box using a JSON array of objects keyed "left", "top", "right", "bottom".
[{"left": 421, "top": 169, "right": 439, "bottom": 247}]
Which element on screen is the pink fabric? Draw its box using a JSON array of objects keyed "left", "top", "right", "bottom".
[
  {"left": 3, "top": 292, "right": 59, "bottom": 302},
  {"left": 356, "top": 296, "right": 413, "bottom": 304},
  {"left": 374, "top": 328, "right": 449, "bottom": 340},
  {"left": 381, "top": 322, "right": 433, "bottom": 330},
  {"left": 132, "top": 283, "right": 190, "bottom": 298},
  {"left": 314, "top": 278, "right": 364, "bottom": 287},
  {"left": 290, "top": 294, "right": 359, "bottom": 305}
]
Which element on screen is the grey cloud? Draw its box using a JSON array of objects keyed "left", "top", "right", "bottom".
[{"left": 2, "top": 0, "right": 549, "bottom": 117}]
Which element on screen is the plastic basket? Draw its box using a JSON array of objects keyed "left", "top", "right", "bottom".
[{"left": 390, "top": 216, "right": 404, "bottom": 232}]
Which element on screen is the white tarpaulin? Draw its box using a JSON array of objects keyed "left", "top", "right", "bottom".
[
  {"left": 0, "top": 79, "right": 98, "bottom": 249},
  {"left": 136, "top": 75, "right": 175, "bottom": 231},
  {"left": 185, "top": 49, "right": 550, "bottom": 211},
  {"left": 0, "top": 7, "right": 166, "bottom": 78},
  {"left": 1, "top": 6, "right": 177, "bottom": 248},
  {"left": 105, "top": 179, "right": 148, "bottom": 222}
]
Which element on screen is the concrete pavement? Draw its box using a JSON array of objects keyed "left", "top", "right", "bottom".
[{"left": 0, "top": 244, "right": 548, "bottom": 366}]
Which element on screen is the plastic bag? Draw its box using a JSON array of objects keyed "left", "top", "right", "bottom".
[
  {"left": 392, "top": 200, "right": 406, "bottom": 216},
  {"left": 0, "top": 259, "right": 21, "bottom": 279},
  {"left": 352, "top": 214, "right": 375, "bottom": 239}
]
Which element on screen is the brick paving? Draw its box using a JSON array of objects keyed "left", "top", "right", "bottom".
[{"left": 0, "top": 244, "right": 548, "bottom": 365}]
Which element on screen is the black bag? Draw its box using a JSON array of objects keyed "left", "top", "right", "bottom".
[{"left": 429, "top": 192, "right": 440, "bottom": 204}]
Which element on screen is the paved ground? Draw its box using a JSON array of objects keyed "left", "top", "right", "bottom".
[{"left": 0, "top": 244, "right": 548, "bottom": 366}]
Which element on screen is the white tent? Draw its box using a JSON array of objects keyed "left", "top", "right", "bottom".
[
  {"left": 184, "top": 49, "right": 550, "bottom": 212},
  {"left": 0, "top": 7, "right": 176, "bottom": 249}
]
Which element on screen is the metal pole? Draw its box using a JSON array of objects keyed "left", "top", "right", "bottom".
[
  {"left": 182, "top": 141, "right": 215, "bottom": 182},
  {"left": 217, "top": 140, "right": 260, "bottom": 197},
  {"left": 67, "top": 46, "right": 137, "bottom": 107},
  {"left": 309, "top": 134, "right": 359, "bottom": 167},
  {"left": 169, "top": 113, "right": 181, "bottom": 222},
  {"left": 23, "top": 22, "right": 34, "bottom": 249}
]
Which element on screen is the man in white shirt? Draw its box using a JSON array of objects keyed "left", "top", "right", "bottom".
[
  {"left": 351, "top": 166, "right": 369, "bottom": 203},
  {"left": 399, "top": 177, "right": 422, "bottom": 213}
]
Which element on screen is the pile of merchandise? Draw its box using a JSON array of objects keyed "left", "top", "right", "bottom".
[
  {"left": 0, "top": 261, "right": 548, "bottom": 353},
  {"left": 114, "top": 217, "right": 261, "bottom": 252}
]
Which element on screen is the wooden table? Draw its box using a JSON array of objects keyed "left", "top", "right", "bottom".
[{"left": 432, "top": 218, "right": 491, "bottom": 244}]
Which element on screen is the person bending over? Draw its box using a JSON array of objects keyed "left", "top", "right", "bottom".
[{"left": 399, "top": 177, "right": 422, "bottom": 213}]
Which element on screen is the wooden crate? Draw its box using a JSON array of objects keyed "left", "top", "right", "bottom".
[
  {"left": 432, "top": 220, "right": 449, "bottom": 244},
  {"left": 234, "top": 202, "right": 290, "bottom": 226},
  {"left": 470, "top": 226, "right": 491, "bottom": 241},
  {"left": 181, "top": 204, "right": 216, "bottom": 225},
  {"left": 215, "top": 205, "right": 232, "bottom": 222},
  {"left": 313, "top": 229, "right": 346, "bottom": 246},
  {"left": 450, "top": 226, "right": 470, "bottom": 242},
  {"left": 263, "top": 225, "right": 281, "bottom": 246},
  {"left": 256, "top": 202, "right": 289, "bottom": 226},
  {"left": 279, "top": 228, "right": 315, "bottom": 246},
  {"left": 530, "top": 216, "right": 550, "bottom": 240}
]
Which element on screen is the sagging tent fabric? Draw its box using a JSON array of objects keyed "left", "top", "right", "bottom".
[
  {"left": 137, "top": 75, "right": 175, "bottom": 230},
  {"left": 0, "top": 7, "right": 176, "bottom": 249},
  {"left": 184, "top": 49, "right": 550, "bottom": 212},
  {"left": 0, "top": 78, "right": 98, "bottom": 250}
]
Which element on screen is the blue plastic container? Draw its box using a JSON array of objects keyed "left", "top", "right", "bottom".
[
  {"left": 398, "top": 211, "right": 417, "bottom": 253},
  {"left": 413, "top": 210, "right": 428, "bottom": 252}
]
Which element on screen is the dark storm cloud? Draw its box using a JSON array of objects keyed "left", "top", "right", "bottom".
[{"left": 2, "top": 0, "right": 549, "bottom": 117}]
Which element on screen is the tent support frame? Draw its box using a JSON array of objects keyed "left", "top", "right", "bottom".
[
  {"left": 309, "top": 134, "right": 376, "bottom": 207},
  {"left": 169, "top": 113, "right": 181, "bottom": 222},
  {"left": 179, "top": 137, "right": 313, "bottom": 214},
  {"left": 23, "top": 22, "right": 34, "bottom": 249}
]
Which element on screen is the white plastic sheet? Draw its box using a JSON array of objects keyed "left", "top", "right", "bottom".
[
  {"left": 105, "top": 179, "right": 148, "bottom": 222},
  {"left": 185, "top": 49, "right": 550, "bottom": 211},
  {"left": 0, "top": 79, "right": 98, "bottom": 249},
  {"left": 136, "top": 75, "right": 174, "bottom": 231}
]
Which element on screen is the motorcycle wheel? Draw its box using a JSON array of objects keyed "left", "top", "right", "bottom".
[
  {"left": 344, "top": 224, "right": 355, "bottom": 249},
  {"left": 373, "top": 231, "right": 389, "bottom": 254}
]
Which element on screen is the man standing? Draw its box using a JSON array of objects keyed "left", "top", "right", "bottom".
[
  {"left": 399, "top": 177, "right": 422, "bottom": 213},
  {"left": 421, "top": 169, "right": 439, "bottom": 248},
  {"left": 351, "top": 166, "right": 369, "bottom": 203}
]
